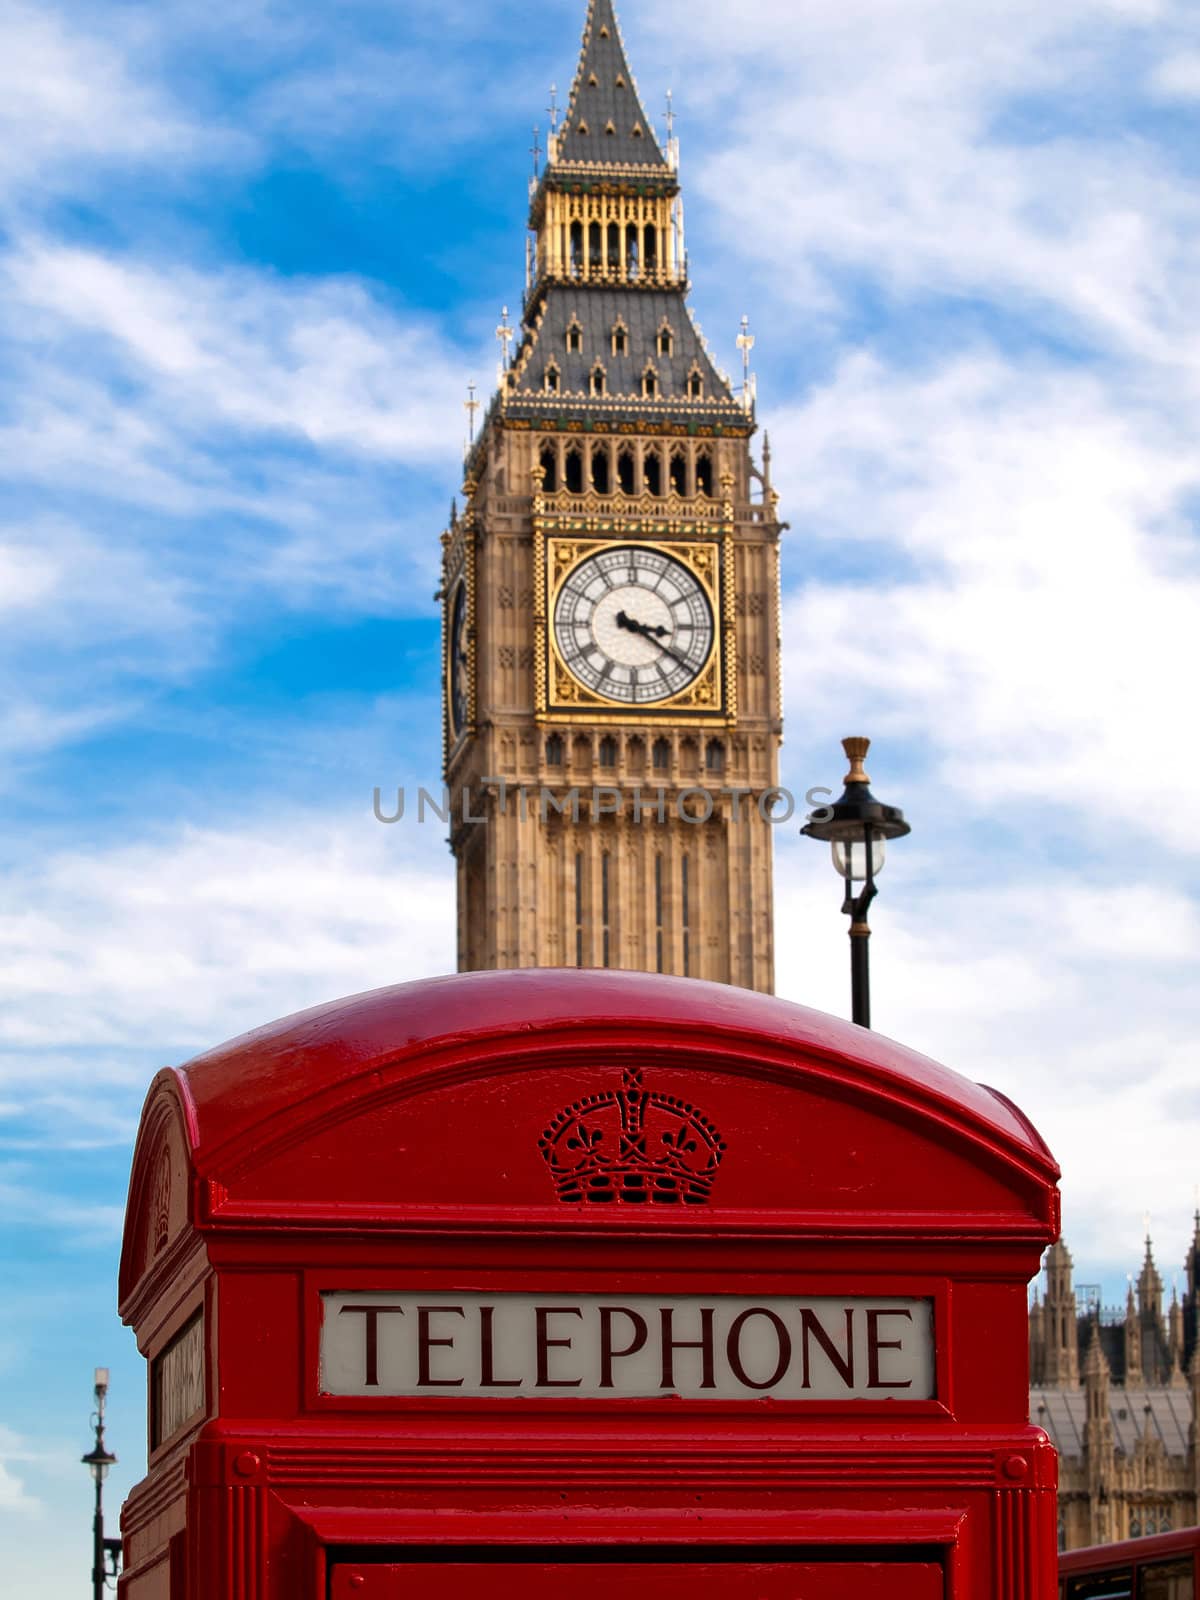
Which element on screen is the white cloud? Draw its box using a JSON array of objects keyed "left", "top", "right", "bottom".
[
  {"left": 0, "top": 1427, "right": 43, "bottom": 1514},
  {"left": 773, "top": 347, "right": 1200, "bottom": 849},
  {"left": 0, "top": 807, "right": 456, "bottom": 1058},
  {"left": 0, "top": 0, "right": 237, "bottom": 205},
  {"left": 3, "top": 242, "right": 476, "bottom": 462},
  {"left": 1149, "top": 49, "right": 1200, "bottom": 99}
]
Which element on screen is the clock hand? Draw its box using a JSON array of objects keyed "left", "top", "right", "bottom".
[
  {"left": 615, "top": 611, "right": 690, "bottom": 671},
  {"left": 616, "top": 610, "right": 669, "bottom": 640}
]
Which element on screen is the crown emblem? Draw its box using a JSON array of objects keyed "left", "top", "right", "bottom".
[{"left": 539, "top": 1066, "right": 725, "bottom": 1205}]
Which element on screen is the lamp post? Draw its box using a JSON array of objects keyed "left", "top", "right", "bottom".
[
  {"left": 802, "top": 736, "right": 911, "bottom": 1029},
  {"left": 81, "top": 1367, "right": 121, "bottom": 1599}
]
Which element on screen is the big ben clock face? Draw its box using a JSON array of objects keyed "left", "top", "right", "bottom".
[
  {"left": 447, "top": 580, "right": 469, "bottom": 738},
  {"left": 553, "top": 544, "right": 715, "bottom": 705}
]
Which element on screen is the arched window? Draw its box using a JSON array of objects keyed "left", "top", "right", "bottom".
[
  {"left": 607, "top": 221, "right": 620, "bottom": 264},
  {"left": 566, "top": 319, "right": 582, "bottom": 353},
  {"left": 670, "top": 449, "right": 687, "bottom": 495},
  {"left": 644, "top": 227, "right": 658, "bottom": 272},
  {"left": 611, "top": 322, "right": 628, "bottom": 356},
  {"left": 591, "top": 445, "right": 610, "bottom": 495},
  {"left": 652, "top": 737, "right": 671, "bottom": 771},
  {"left": 706, "top": 740, "right": 725, "bottom": 775},
  {"left": 589, "top": 221, "right": 602, "bottom": 270},
  {"left": 598, "top": 735, "right": 617, "bottom": 768},
  {"left": 565, "top": 446, "right": 584, "bottom": 494},
  {"left": 643, "top": 448, "right": 662, "bottom": 497},
  {"left": 696, "top": 452, "right": 714, "bottom": 498},
  {"left": 658, "top": 323, "right": 674, "bottom": 357},
  {"left": 544, "top": 362, "right": 560, "bottom": 394},
  {"left": 688, "top": 370, "right": 703, "bottom": 399},
  {"left": 539, "top": 444, "right": 558, "bottom": 492},
  {"left": 642, "top": 366, "right": 658, "bottom": 399},
  {"left": 569, "top": 222, "right": 583, "bottom": 278},
  {"left": 625, "top": 223, "right": 640, "bottom": 280},
  {"left": 617, "top": 446, "right": 635, "bottom": 495},
  {"left": 590, "top": 363, "right": 606, "bottom": 397},
  {"left": 545, "top": 733, "right": 564, "bottom": 765}
]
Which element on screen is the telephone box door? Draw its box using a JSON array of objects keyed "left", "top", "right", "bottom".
[{"left": 330, "top": 1560, "right": 945, "bottom": 1598}]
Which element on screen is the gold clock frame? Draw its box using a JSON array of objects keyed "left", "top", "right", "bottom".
[{"left": 537, "top": 533, "right": 736, "bottom": 724}]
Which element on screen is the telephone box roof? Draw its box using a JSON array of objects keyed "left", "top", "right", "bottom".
[{"left": 159, "top": 969, "right": 1057, "bottom": 1181}]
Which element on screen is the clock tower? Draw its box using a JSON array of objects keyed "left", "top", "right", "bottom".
[{"left": 441, "top": 0, "right": 784, "bottom": 992}]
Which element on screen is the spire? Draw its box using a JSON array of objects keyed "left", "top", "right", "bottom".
[
  {"left": 1125, "top": 1279, "right": 1144, "bottom": 1385},
  {"left": 553, "top": 0, "right": 668, "bottom": 169},
  {"left": 1138, "top": 1229, "right": 1164, "bottom": 1317}
]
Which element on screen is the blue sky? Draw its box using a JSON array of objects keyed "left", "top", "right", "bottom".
[{"left": 3, "top": 0, "right": 1200, "bottom": 1586}]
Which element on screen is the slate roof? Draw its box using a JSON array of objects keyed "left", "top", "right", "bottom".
[
  {"left": 1031, "top": 1386, "right": 1194, "bottom": 1459},
  {"left": 512, "top": 286, "right": 733, "bottom": 403},
  {"left": 554, "top": 0, "right": 667, "bottom": 170}
]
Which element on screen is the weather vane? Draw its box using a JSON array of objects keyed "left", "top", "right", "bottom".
[
  {"left": 464, "top": 381, "right": 480, "bottom": 446},
  {"left": 495, "top": 306, "right": 514, "bottom": 373},
  {"left": 736, "top": 314, "right": 756, "bottom": 412}
]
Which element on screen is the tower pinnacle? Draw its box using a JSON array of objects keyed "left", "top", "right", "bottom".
[{"left": 553, "top": 0, "right": 667, "bottom": 169}]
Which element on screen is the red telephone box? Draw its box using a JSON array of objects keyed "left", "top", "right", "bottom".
[{"left": 117, "top": 970, "right": 1061, "bottom": 1598}]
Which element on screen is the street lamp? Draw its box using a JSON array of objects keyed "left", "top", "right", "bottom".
[
  {"left": 81, "top": 1367, "right": 122, "bottom": 1598},
  {"left": 802, "top": 736, "right": 911, "bottom": 1030}
]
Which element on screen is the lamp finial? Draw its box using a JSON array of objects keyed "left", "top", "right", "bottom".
[{"left": 842, "top": 737, "right": 871, "bottom": 785}]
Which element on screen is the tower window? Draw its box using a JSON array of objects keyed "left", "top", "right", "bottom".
[
  {"left": 688, "top": 371, "right": 703, "bottom": 399},
  {"left": 565, "top": 446, "right": 584, "bottom": 494},
  {"left": 652, "top": 737, "right": 670, "bottom": 771},
  {"left": 599, "top": 735, "right": 617, "bottom": 768},
  {"left": 643, "top": 367, "right": 658, "bottom": 399},
  {"left": 590, "top": 363, "right": 606, "bottom": 397},
  {"left": 611, "top": 322, "right": 627, "bottom": 355},
  {"left": 567, "top": 319, "right": 582, "bottom": 352},
  {"left": 658, "top": 325, "right": 674, "bottom": 356},
  {"left": 617, "top": 446, "right": 635, "bottom": 495},
  {"left": 605, "top": 122, "right": 616, "bottom": 137},
  {"left": 608, "top": 221, "right": 620, "bottom": 265},
  {"left": 643, "top": 448, "right": 662, "bottom": 496},
  {"left": 545, "top": 363, "right": 560, "bottom": 394},
  {"left": 706, "top": 740, "right": 725, "bottom": 775},
  {"left": 696, "top": 452, "right": 714, "bottom": 497},
  {"left": 632, "top": 123, "right": 644, "bottom": 139},
  {"left": 591, "top": 445, "right": 610, "bottom": 495},
  {"left": 570, "top": 224, "right": 583, "bottom": 278},
  {"left": 545, "top": 733, "right": 564, "bottom": 765},
  {"left": 589, "top": 221, "right": 602, "bottom": 269},
  {"left": 670, "top": 449, "right": 687, "bottom": 495},
  {"left": 539, "top": 444, "right": 558, "bottom": 492},
  {"left": 625, "top": 224, "right": 640, "bottom": 280}
]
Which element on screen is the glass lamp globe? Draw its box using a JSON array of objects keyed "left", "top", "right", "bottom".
[{"left": 831, "top": 834, "right": 887, "bottom": 882}]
